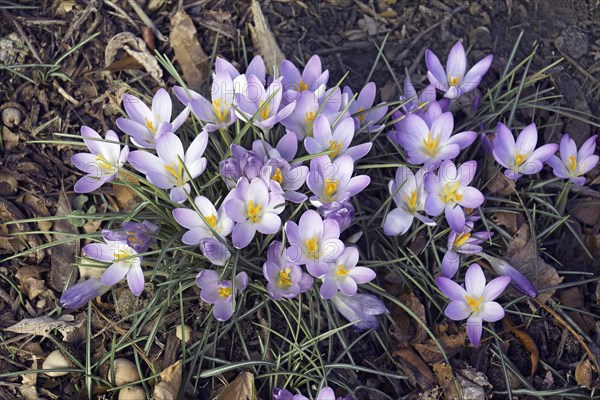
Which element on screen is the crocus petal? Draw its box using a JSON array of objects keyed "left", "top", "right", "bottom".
[
  {"left": 425, "top": 49, "right": 447, "bottom": 89},
  {"left": 579, "top": 135, "right": 598, "bottom": 160},
  {"left": 579, "top": 155, "right": 599, "bottom": 175},
  {"left": 466, "top": 316, "right": 483, "bottom": 347},
  {"left": 425, "top": 194, "right": 445, "bottom": 216},
  {"left": 447, "top": 131, "right": 477, "bottom": 150},
  {"left": 446, "top": 42, "right": 467, "bottom": 85},
  {"left": 316, "top": 387, "right": 336, "bottom": 400},
  {"left": 152, "top": 88, "right": 172, "bottom": 124},
  {"left": 255, "top": 213, "right": 281, "bottom": 234},
  {"left": 464, "top": 263, "right": 485, "bottom": 297},
  {"left": 441, "top": 250, "right": 460, "bottom": 278},
  {"left": 480, "top": 301, "right": 505, "bottom": 322},
  {"left": 436, "top": 276, "right": 467, "bottom": 301},
  {"left": 338, "top": 277, "right": 358, "bottom": 296},
  {"left": 213, "top": 301, "right": 234, "bottom": 321},
  {"left": 71, "top": 152, "right": 101, "bottom": 174},
  {"left": 101, "top": 263, "right": 128, "bottom": 286},
  {"left": 127, "top": 264, "right": 145, "bottom": 296},
  {"left": 74, "top": 176, "right": 107, "bottom": 193},
  {"left": 349, "top": 267, "right": 376, "bottom": 284},
  {"left": 445, "top": 300, "right": 471, "bottom": 320},
  {"left": 232, "top": 222, "right": 256, "bottom": 249},
  {"left": 445, "top": 205, "right": 466, "bottom": 233},
  {"left": 493, "top": 123, "right": 516, "bottom": 167},
  {"left": 383, "top": 208, "right": 413, "bottom": 236},
  {"left": 462, "top": 54, "right": 493, "bottom": 92},
  {"left": 457, "top": 187, "right": 484, "bottom": 209},
  {"left": 122, "top": 94, "right": 151, "bottom": 124},
  {"left": 515, "top": 123, "right": 538, "bottom": 156},
  {"left": 528, "top": 143, "right": 558, "bottom": 164},
  {"left": 482, "top": 275, "right": 511, "bottom": 302},
  {"left": 83, "top": 243, "right": 115, "bottom": 262}
]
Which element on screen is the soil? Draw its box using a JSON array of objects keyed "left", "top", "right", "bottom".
[{"left": 1, "top": 0, "right": 599, "bottom": 399}]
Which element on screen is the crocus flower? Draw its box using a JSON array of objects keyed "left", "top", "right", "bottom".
[
  {"left": 59, "top": 279, "right": 110, "bottom": 309},
  {"left": 174, "top": 71, "right": 236, "bottom": 132},
  {"left": 492, "top": 123, "right": 558, "bottom": 180},
  {"left": 281, "top": 87, "right": 343, "bottom": 140},
  {"left": 479, "top": 253, "right": 538, "bottom": 297},
  {"left": 215, "top": 55, "right": 266, "bottom": 86},
  {"left": 224, "top": 178, "right": 285, "bottom": 249},
  {"left": 343, "top": 82, "right": 388, "bottom": 133},
  {"left": 102, "top": 220, "right": 159, "bottom": 253},
  {"left": 128, "top": 130, "right": 208, "bottom": 203},
  {"left": 307, "top": 155, "right": 370, "bottom": 207},
  {"left": 436, "top": 263, "right": 511, "bottom": 347},
  {"left": 173, "top": 195, "right": 234, "bottom": 244},
  {"left": 426, "top": 41, "right": 493, "bottom": 99},
  {"left": 441, "top": 224, "right": 493, "bottom": 278},
  {"left": 399, "top": 77, "right": 448, "bottom": 114},
  {"left": 424, "top": 160, "right": 484, "bottom": 233},
  {"left": 83, "top": 232, "right": 144, "bottom": 296},
  {"left": 263, "top": 241, "right": 313, "bottom": 300},
  {"left": 285, "top": 209, "right": 344, "bottom": 277},
  {"left": 330, "top": 291, "right": 388, "bottom": 330},
  {"left": 196, "top": 270, "right": 248, "bottom": 321},
  {"left": 383, "top": 166, "right": 435, "bottom": 236},
  {"left": 260, "top": 158, "right": 308, "bottom": 203},
  {"left": 116, "top": 89, "right": 190, "bottom": 148},
  {"left": 319, "top": 246, "right": 376, "bottom": 299},
  {"left": 252, "top": 131, "right": 299, "bottom": 163},
  {"left": 318, "top": 200, "right": 355, "bottom": 232},
  {"left": 280, "top": 55, "right": 329, "bottom": 102},
  {"left": 72, "top": 127, "right": 129, "bottom": 193},
  {"left": 304, "top": 115, "right": 372, "bottom": 161},
  {"left": 272, "top": 387, "right": 352, "bottom": 400},
  {"left": 547, "top": 134, "right": 599, "bottom": 185},
  {"left": 235, "top": 75, "right": 295, "bottom": 133},
  {"left": 395, "top": 111, "right": 476, "bottom": 169}
]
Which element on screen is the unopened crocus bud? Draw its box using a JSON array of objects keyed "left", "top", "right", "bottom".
[
  {"left": 330, "top": 292, "right": 388, "bottom": 330},
  {"left": 480, "top": 253, "right": 538, "bottom": 297},
  {"left": 319, "top": 201, "right": 355, "bottom": 232},
  {"left": 59, "top": 279, "right": 110, "bottom": 309},
  {"left": 219, "top": 158, "right": 241, "bottom": 189}
]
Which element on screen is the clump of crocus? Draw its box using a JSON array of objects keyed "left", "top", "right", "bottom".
[
  {"left": 260, "top": 158, "right": 309, "bottom": 203},
  {"left": 117, "top": 88, "right": 190, "bottom": 148},
  {"left": 330, "top": 291, "right": 388, "bottom": 330},
  {"left": 383, "top": 166, "right": 435, "bottom": 236},
  {"left": 220, "top": 144, "right": 265, "bottom": 188},
  {"left": 196, "top": 270, "right": 249, "bottom": 321},
  {"left": 59, "top": 278, "right": 110, "bottom": 309},
  {"left": 272, "top": 386, "right": 354, "bottom": 400},
  {"left": 263, "top": 241, "right": 313, "bottom": 300},
  {"left": 319, "top": 246, "right": 376, "bottom": 299},
  {"left": 281, "top": 87, "right": 343, "bottom": 140},
  {"left": 436, "top": 263, "right": 510, "bottom": 347},
  {"left": 83, "top": 231, "right": 144, "bottom": 296},
  {"left": 424, "top": 160, "right": 484, "bottom": 232},
  {"left": 307, "top": 155, "right": 370, "bottom": 207},
  {"left": 441, "top": 224, "right": 493, "bottom": 278},
  {"left": 492, "top": 123, "right": 558, "bottom": 180},
  {"left": 280, "top": 55, "right": 329, "bottom": 101},
  {"left": 102, "top": 220, "right": 159, "bottom": 254},
  {"left": 426, "top": 41, "right": 493, "bottom": 99},
  {"left": 128, "top": 130, "right": 208, "bottom": 203},
  {"left": 304, "top": 115, "right": 371, "bottom": 161},
  {"left": 72, "top": 127, "right": 129, "bottom": 193},
  {"left": 318, "top": 200, "right": 355, "bottom": 232},
  {"left": 547, "top": 134, "right": 599, "bottom": 185}
]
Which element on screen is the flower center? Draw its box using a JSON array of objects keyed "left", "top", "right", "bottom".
[
  {"left": 454, "top": 232, "right": 471, "bottom": 248},
  {"left": 272, "top": 167, "right": 284, "bottom": 184},
  {"left": 218, "top": 286, "right": 232, "bottom": 298},
  {"left": 327, "top": 140, "right": 342, "bottom": 158},
  {"left": 114, "top": 249, "right": 135, "bottom": 267},
  {"left": 336, "top": 263, "right": 349, "bottom": 277},
  {"left": 277, "top": 268, "right": 292, "bottom": 289},
  {"left": 448, "top": 74, "right": 461, "bottom": 86},
  {"left": 305, "top": 111, "right": 316, "bottom": 129},
  {"left": 515, "top": 150, "right": 529, "bottom": 166},
  {"left": 145, "top": 118, "right": 157, "bottom": 133},
  {"left": 567, "top": 155, "right": 577, "bottom": 172},
  {"left": 295, "top": 80, "right": 308, "bottom": 92},
  {"left": 95, "top": 154, "right": 116, "bottom": 174},
  {"left": 259, "top": 100, "right": 271, "bottom": 120},
  {"left": 205, "top": 214, "right": 217, "bottom": 228},
  {"left": 405, "top": 190, "right": 418, "bottom": 212},
  {"left": 465, "top": 295, "right": 484, "bottom": 313},
  {"left": 246, "top": 200, "right": 262, "bottom": 223},
  {"left": 422, "top": 131, "right": 440, "bottom": 157},
  {"left": 442, "top": 182, "right": 462, "bottom": 204},
  {"left": 305, "top": 237, "right": 319, "bottom": 254},
  {"left": 212, "top": 98, "right": 229, "bottom": 123},
  {"left": 324, "top": 177, "right": 338, "bottom": 199},
  {"left": 356, "top": 107, "right": 366, "bottom": 123},
  {"left": 164, "top": 158, "right": 185, "bottom": 186}
]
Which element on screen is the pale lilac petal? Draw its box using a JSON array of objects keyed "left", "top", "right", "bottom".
[
  {"left": 493, "top": 123, "right": 516, "bottom": 167},
  {"left": 127, "top": 264, "right": 145, "bottom": 296},
  {"left": 182, "top": 227, "right": 211, "bottom": 244},
  {"left": 196, "top": 269, "right": 219, "bottom": 288},
  {"left": 302, "top": 55, "right": 322, "bottom": 87},
  {"left": 101, "top": 263, "right": 128, "bottom": 286},
  {"left": 156, "top": 133, "right": 184, "bottom": 165},
  {"left": 445, "top": 300, "right": 471, "bottom": 320},
  {"left": 345, "top": 143, "right": 372, "bottom": 161},
  {"left": 579, "top": 135, "right": 598, "bottom": 160},
  {"left": 185, "top": 130, "right": 209, "bottom": 164},
  {"left": 345, "top": 175, "right": 370, "bottom": 196},
  {"left": 462, "top": 55, "right": 493, "bottom": 93},
  {"left": 74, "top": 176, "right": 107, "bottom": 193},
  {"left": 200, "top": 239, "right": 231, "bottom": 266},
  {"left": 559, "top": 134, "right": 576, "bottom": 162},
  {"left": 300, "top": 209, "right": 324, "bottom": 239},
  {"left": 432, "top": 112, "right": 454, "bottom": 142},
  {"left": 232, "top": 222, "right": 256, "bottom": 249},
  {"left": 482, "top": 275, "right": 511, "bottom": 302},
  {"left": 441, "top": 250, "right": 460, "bottom": 278},
  {"left": 172, "top": 208, "right": 203, "bottom": 229},
  {"left": 446, "top": 205, "right": 466, "bottom": 233},
  {"left": 457, "top": 187, "right": 484, "bottom": 209},
  {"left": 435, "top": 277, "right": 467, "bottom": 301},
  {"left": 338, "top": 277, "right": 358, "bottom": 296},
  {"left": 83, "top": 243, "right": 115, "bottom": 262},
  {"left": 349, "top": 267, "right": 376, "bottom": 284},
  {"left": 213, "top": 301, "right": 234, "bottom": 321},
  {"left": 425, "top": 49, "right": 447, "bottom": 88},
  {"left": 116, "top": 118, "right": 152, "bottom": 147},
  {"left": 446, "top": 42, "right": 467, "bottom": 85},
  {"left": 425, "top": 194, "right": 445, "bottom": 216},
  {"left": 579, "top": 155, "right": 599, "bottom": 174},
  {"left": 480, "top": 302, "right": 504, "bottom": 322},
  {"left": 466, "top": 316, "right": 483, "bottom": 347},
  {"left": 146, "top": 170, "right": 175, "bottom": 189},
  {"left": 464, "top": 263, "right": 485, "bottom": 297},
  {"left": 383, "top": 207, "right": 413, "bottom": 236},
  {"left": 169, "top": 185, "right": 189, "bottom": 203},
  {"left": 255, "top": 213, "right": 281, "bottom": 234},
  {"left": 127, "top": 150, "right": 160, "bottom": 174},
  {"left": 276, "top": 132, "right": 298, "bottom": 161},
  {"left": 247, "top": 55, "right": 266, "bottom": 83},
  {"left": 122, "top": 94, "right": 151, "bottom": 124},
  {"left": 447, "top": 131, "right": 477, "bottom": 150},
  {"left": 528, "top": 143, "right": 558, "bottom": 163},
  {"left": 320, "top": 279, "right": 338, "bottom": 299},
  {"left": 152, "top": 88, "right": 172, "bottom": 124},
  {"left": 80, "top": 126, "right": 104, "bottom": 155},
  {"left": 515, "top": 123, "right": 538, "bottom": 156},
  {"left": 458, "top": 160, "right": 478, "bottom": 185},
  {"left": 72, "top": 153, "right": 101, "bottom": 175},
  {"left": 171, "top": 107, "right": 190, "bottom": 131}
]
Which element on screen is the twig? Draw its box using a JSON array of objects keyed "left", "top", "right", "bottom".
[
  {"left": 104, "top": 0, "right": 140, "bottom": 32},
  {"left": 12, "top": 19, "right": 43, "bottom": 64},
  {"left": 126, "top": 0, "right": 168, "bottom": 42}
]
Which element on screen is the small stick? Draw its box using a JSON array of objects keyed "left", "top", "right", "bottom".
[
  {"left": 12, "top": 19, "right": 43, "bottom": 64},
  {"left": 126, "top": 0, "right": 168, "bottom": 42}
]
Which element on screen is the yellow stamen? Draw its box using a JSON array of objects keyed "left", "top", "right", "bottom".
[
  {"left": 305, "top": 237, "right": 318, "bottom": 254},
  {"left": 259, "top": 100, "right": 271, "bottom": 120},
  {"left": 305, "top": 111, "right": 316, "bottom": 128},
  {"left": 324, "top": 177, "right": 338, "bottom": 198},
  {"left": 277, "top": 268, "right": 292, "bottom": 289},
  {"left": 515, "top": 150, "right": 528, "bottom": 166},
  {"left": 164, "top": 159, "right": 185, "bottom": 186},
  {"left": 336, "top": 264, "right": 349, "bottom": 276},
  {"left": 95, "top": 154, "right": 115, "bottom": 173},
  {"left": 422, "top": 131, "right": 440, "bottom": 157},
  {"left": 357, "top": 107, "right": 365, "bottom": 123},
  {"left": 115, "top": 249, "right": 130, "bottom": 261},
  {"left": 299, "top": 80, "right": 308, "bottom": 92},
  {"left": 454, "top": 232, "right": 471, "bottom": 247},
  {"left": 145, "top": 118, "right": 157, "bottom": 133},
  {"left": 465, "top": 295, "right": 484, "bottom": 313},
  {"left": 205, "top": 214, "right": 217, "bottom": 228},
  {"left": 247, "top": 200, "right": 262, "bottom": 223},
  {"left": 327, "top": 140, "right": 342, "bottom": 158},
  {"left": 442, "top": 182, "right": 462, "bottom": 204},
  {"left": 567, "top": 155, "right": 577, "bottom": 172},
  {"left": 448, "top": 74, "right": 461, "bottom": 86},
  {"left": 218, "top": 286, "right": 232, "bottom": 298},
  {"left": 405, "top": 190, "right": 418, "bottom": 212},
  {"left": 212, "top": 98, "right": 229, "bottom": 122},
  {"left": 272, "top": 167, "right": 284, "bottom": 184}
]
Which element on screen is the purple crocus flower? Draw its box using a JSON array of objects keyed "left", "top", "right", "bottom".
[
  {"left": 441, "top": 224, "right": 493, "bottom": 278},
  {"left": 72, "top": 127, "right": 129, "bottom": 193},
  {"left": 395, "top": 111, "right": 476, "bottom": 170},
  {"left": 399, "top": 77, "right": 449, "bottom": 114},
  {"left": 174, "top": 71, "right": 236, "bottom": 132},
  {"left": 280, "top": 55, "right": 329, "bottom": 102},
  {"left": 224, "top": 178, "right": 285, "bottom": 249},
  {"left": 424, "top": 160, "right": 485, "bottom": 233},
  {"left": 59, "top": 279, "right": 110, "bottom": 309},
  {"left": 127, "top": 130, "right": 208, "bottom": 203},
  {"left": 330, "top": 291, "right": 388, "bottom": 330},
  {"left": 479, "top": 253, "right": 538, "bottom": 297},
  {"left": 272, "top": 387, "right": 351, "bottom": 400},
  {"left": 307, "top": 155, "right": 370, "bottom": 207},
  {"left": 252, "top": 131, "right": 299, "bottom": 163},
  {"left": 83, "top": 232, "right": 144, "bottom": 296},
  {"left": 547, "top": 134, "right": 598, "bottom": 185},
  {"left": 436, "top": 263, "right": 511, "bottom": 347},
  {"left": 383, "top": 166, "right": 435, "bottom": 236},
  {"left": 343, "top": 82, "right": 388, "bottom": 133},
  {"left": 304, "top": 115, "right": 372, "bottom": 161},
  {"left": 319, "top": 246, "right": 376, "bottom": 299},
  {"left": 216, "top": 55, "right": 267, "bottom": 86},
  {"left": 116, "top": 89, "right": 190, "bottom": 148},
  {"left": 196, "top": 270, "right": 248, "bottom": 321},
  {"left": 426, "top": 41, "right": 493, "bottom": 99},
  {"left": 492, "top": 123, "right": 558, "bottom": 180},
  {"left": 219, "top": 145, "right": 266, "bottom": 189},
  {"left": 172, "top": 195, "right": 234, "bottom": 244},
  {"left": 260, "top": 158, "right": 309, "bottom": 203},
  {"left": 263, "top": 241, "right": 314, "bottom": 300},
  {"left": 235, "top": 75, "right": 295, "bottom": 133},
  {"left": 102, "top": 220, "right": 159, "bottom": 254},
  {"left": 318, "top": 200, "right": 355, "bottom": 232},
  {"left": 285, "top": 209, "right": 344, "bottom": 277}
]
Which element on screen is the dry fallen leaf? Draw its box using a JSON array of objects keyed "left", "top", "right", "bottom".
[
  {"left": 170, "top": 10, "right": 209, "bottom": 90},
  {"left": 456, "top": 367, "right": 492, "bottom": 399},
  {"left": 216, "top": 371, "right": 257, "bottom": 400},
  {"left": 0, "top": 197, "right": 43, "bottom": 261},
  {"left": 575, "top": 359, "right": 593, "bottom": 388},
  {"left": 503, "top": 316, "right": 539, "bottom": 377},
  {"left": 249, "top": 0, "right": 285, "bottom": 76},
  {"left": 490, "top": 211, "right": 519, "bottom": 235},
  {"left": 393, "top": 347, "right": 434, "bottom": 389},
  {"left": 49, "top": 188, "right": 79, "bottom": 292},
  {"left": 111, "top": 171, "right": 141, "bottom": 212},
  {"left": 487, "top": 171, "right": 515, "bottom": 196},
  {"left": 414, "top": 325, "right": 466, "bottom": 364},
  {"left": 17, "top": 193, "right": 52, "bottom": 240},
  {"left": 389, "top": 291, "right": 427, "bottom": 345},
  {"left": 154, "top": 360, "right": 183, "bottom": 400},
  {"left": 19, "top": 356, "right": 39, "bottom": 400},
  {"left": 4, "top": 315, "right": 83, "bottom": 341},
  {"left": 105, "top": 32, "right": 164, "bottom": 86},
  {"left": 433, "top": 363, "right": 459, "bottom": 399}
]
